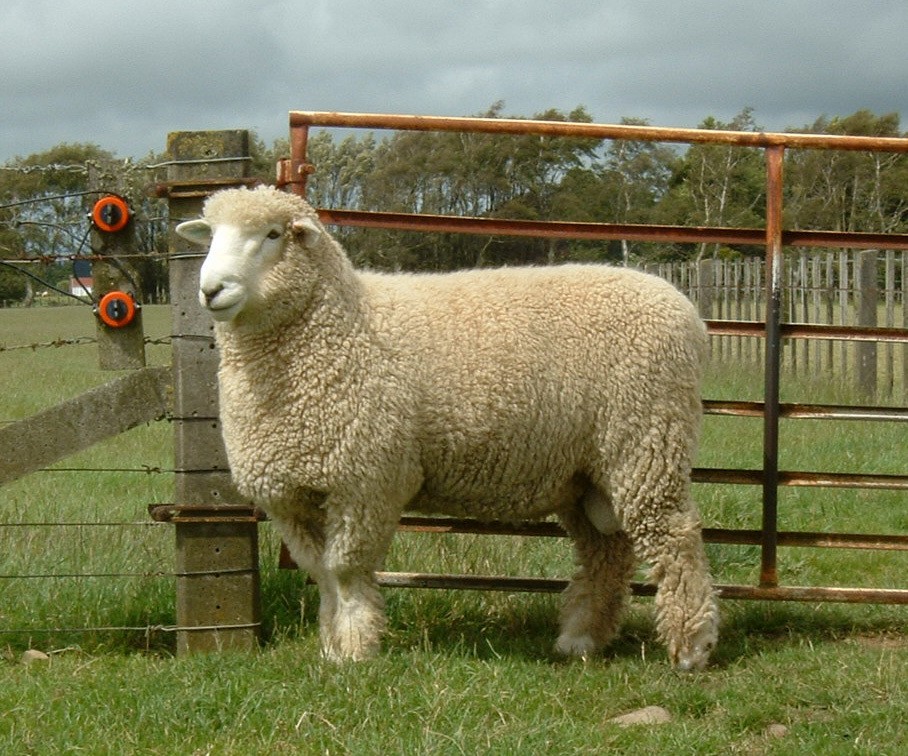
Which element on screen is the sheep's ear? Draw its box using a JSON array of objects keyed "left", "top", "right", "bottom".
[
  {"left": 175, "top": 219, "right": 212, "bottom": 246},
  {"left": 291, "top": 217, "right": 322, "bottom": 247}
]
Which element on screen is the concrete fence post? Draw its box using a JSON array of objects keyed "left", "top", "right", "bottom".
[
  {"left": 88, "top": 164, "right": 146, "bottom": 370},
  {"left": 159, "top": 130, "right": 262, "bottom": 653}
]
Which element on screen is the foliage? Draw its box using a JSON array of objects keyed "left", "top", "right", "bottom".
[
  {"left": 785, "top": 110, "right": 908, "bottom": 234},
  {"left": 0, "top": 265, "right": 27, "bottom": 303},
  {"left": 0, "top": 143, "right": 170, "bottom": 305},
  {"left": 271, "top": 104, "right": 907, "bottom": 271},
  {"left": 3, "top": 104, "right": 907, "bottom": 301}
]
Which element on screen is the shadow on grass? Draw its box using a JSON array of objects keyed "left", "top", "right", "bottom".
[{"left": 260, "top": 573, "right": 907, "bottom": 668}]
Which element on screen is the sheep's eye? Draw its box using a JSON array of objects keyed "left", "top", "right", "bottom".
[{"left": 266, "top": 229, "right": 282, "bottom": 240}]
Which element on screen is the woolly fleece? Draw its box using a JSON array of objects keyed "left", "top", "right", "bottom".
[{"left": 178, "top": 185, "right": 719, "bottom": 669}]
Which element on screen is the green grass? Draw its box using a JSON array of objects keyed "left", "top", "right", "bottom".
[
  {"left": 1, "top": 305, "right": 906, "bottom": 754},
  {"left": 2, "top": 608, "right": 906, "bottom": 753}
]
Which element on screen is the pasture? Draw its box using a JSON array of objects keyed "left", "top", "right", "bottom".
[{"left": 1, "top": 304, "right": 906, "bottom": 753}]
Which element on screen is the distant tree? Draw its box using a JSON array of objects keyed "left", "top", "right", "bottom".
[
  {"left": 0, "top": 264, "right": 28, "bottom": 304},
  {"left": 660, "top": 108, "right": 765, "bottom": 260},
  {"left": 784, "top": 110, "right": 908, "bottom": 235},
  {"left": 0, "top": 142, "right": 174, "bottom": 304},
  {"left": 597, "top": 118, "right": 679, "bottom": 265}
]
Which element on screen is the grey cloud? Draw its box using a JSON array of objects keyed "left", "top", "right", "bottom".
[{"left": 1, "top": 0, "right": 906, "bottom": 161}]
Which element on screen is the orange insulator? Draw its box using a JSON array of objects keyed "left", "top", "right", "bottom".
[
  {"left": 96, "top": 290, "right": 138, "bottom": 328},
  {"left": 91, "top": 195, "right": 131, "bottom": 233}
]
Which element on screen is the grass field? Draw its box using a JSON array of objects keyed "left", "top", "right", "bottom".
[{"left": 1, "top": 304, "right": 906, "bottom": 754}]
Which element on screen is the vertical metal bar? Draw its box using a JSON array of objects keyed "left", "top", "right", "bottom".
[
  {"left": 761, "top": 145, "right": 785, "bottom": 587},
  {"left": 289, "top": 124, "right": 311, "bottom": 197}
]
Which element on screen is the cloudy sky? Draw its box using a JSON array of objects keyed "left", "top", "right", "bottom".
[{"left": 2, "top": 0, "right": 906, "bottom": 163}]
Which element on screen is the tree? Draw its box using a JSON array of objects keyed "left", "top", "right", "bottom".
[
  {"left": 660, "top": 108, "right": 765, "bottom": 260},
  {"left": 0, "top": 143, "right": 172, "bottom": 305},
  {"left": 0, "top": 265, "right": 28, "bottom": 304},
  {"left": 598, "top": 118, "right": 679, "bottom": 265},
  {"left": 784, "top": 110, "right": 908, "bottom": 235}
]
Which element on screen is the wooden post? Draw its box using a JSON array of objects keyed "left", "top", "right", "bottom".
[
  {"left": 855, "top": 249, "right": 878, "bottom": 398},
  {"left": 88, "top": 165, "right": 146, "bottom": 370},
  {"left": 164, "top": 130, "right": 261, "bottom": 653},
  {"left": 903, "top": 251, "right": 908, "bottom": 396},
  {"left": 697, "top": 258, "right": 714, "bottom": 358}
]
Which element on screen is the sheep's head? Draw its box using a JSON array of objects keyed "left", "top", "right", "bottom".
[{"left": 175, "top": 186, "right": 322, "bottom": 323}]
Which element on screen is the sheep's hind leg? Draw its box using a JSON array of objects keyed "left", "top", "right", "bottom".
[
  {"left": 555, "top": 489, "right": 636, "bottom": 659},
  {"left": 612, "top": 458, "right": 719, "bottom": 671}
]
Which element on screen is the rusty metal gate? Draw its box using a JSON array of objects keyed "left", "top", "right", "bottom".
[{"left": 280, "top": 111, "right": 908, "bottom": 605}]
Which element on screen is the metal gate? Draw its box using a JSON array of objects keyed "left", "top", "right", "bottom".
[{"left": 280, "top": 111, "right": 908, "bottom": 604}]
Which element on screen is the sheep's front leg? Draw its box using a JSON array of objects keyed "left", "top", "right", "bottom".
[
  {"left": 267, "top": 502, "right": 334, "bottom": 633},
  {"left": 319, "top": 492, "right": 407, "bottom": 662},
  {"left": 319, "top": 568, "right": 387, "bottom": 662},
  {"left": 621, "top": 503, "right": 719, "bottom": 671}
]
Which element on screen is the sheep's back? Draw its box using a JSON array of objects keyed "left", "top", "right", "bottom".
[{"left": 361, "top": 264, "right": 706, "bottom": 516}]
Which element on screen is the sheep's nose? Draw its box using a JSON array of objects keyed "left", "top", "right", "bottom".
[{"left": 200, "top": 283, "right": 224, "bottom": 307}]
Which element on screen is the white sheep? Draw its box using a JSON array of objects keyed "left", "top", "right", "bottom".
[{"left": 176, "top": 186, "right": 719, "bottom": 670}]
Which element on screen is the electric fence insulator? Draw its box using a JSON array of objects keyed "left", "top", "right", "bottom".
[
  {"left": 95, "top": 290, "right": 138, "bottom": 328},
  {"left": 91, "top": 195, "right": 131, "bottom": 233}
]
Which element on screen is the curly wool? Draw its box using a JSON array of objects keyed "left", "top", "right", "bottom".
[
  {"left": 186, "top": 186, "right": 719, "bottom": 668},
  {"left": 203, "top": 183, "right": 320, "bottom": 230}
]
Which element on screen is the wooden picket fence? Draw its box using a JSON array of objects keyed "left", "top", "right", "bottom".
[{"left": 646, "top": 249, "right": 908, "bottom": 397}]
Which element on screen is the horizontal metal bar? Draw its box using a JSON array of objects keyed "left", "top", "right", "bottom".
[
  {"left": 705, "top": 320, "right": 908, "bottom": 343},
  {"left": 376, "top": 571, "right": 567, "bottom": 593},
  {"left": 692, "top": 468, "right": 908, "bottom": 489},
  {"left": 372, "top": 572, "right": 908, "bottom": 604},
  {"left": 703, "top": 400, "right": 908, "bottom": 422},
  {"left": 779, "top": 403, "right": 908, "bottom": 422},
  {"left": 291, "top": 111, "right": 908, "bottom": 153},
  {"left": 398, "top": 517, "right": 564, "bottom": 537},
  {"left": 314, "top": 208, "right": 908, "bottom": 251},
  {"left": 148, "top": 504, "right": 266, "bottom": 523},
  {"left": 704, "top": 320, "right": 765, "bottom": 337},
  {"left": 153, "top": 177, "right": 258, "bottom": 199},
  {"left": 396, "top": 517, "right": 908, "bottom": 550},
  {"left": 713, "top": 584, "right": 908, "bottom": 604},
  {"left": 780, "top": 323, "right": 908, "bottom": 342},
  {"left": 704, "top": 529, "right": 908, "bottom": 551}
]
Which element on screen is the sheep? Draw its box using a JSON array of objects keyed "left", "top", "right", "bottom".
[{"left": 175, "top": 185, "right": 719, "bottom": 670}]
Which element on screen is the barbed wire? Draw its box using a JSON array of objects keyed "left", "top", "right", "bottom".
[
  {"left": 0, "top": 157, "right": 242, "bottom": 177},
  {"left": 0, "top": 190, "right": 124, "bottom": 211},
  {"left": 0, "top": 163, "right": 90, "bottom": 175},
  {"left": 0, "top": 159, "right": 163, "bottom": 176},
  {"left": 0, "top": 521, "right": 167, "bottom": 528},
  {"left": 0, "top": 259, "right": 93, "bottom": 304},
  {"left": 0, "top": 335, "right": 97, "bottom": 352},
  {"left": 0, "top": 334, "right": 171, "bottom": 354},
  {"left": 1, "top": 251, "right": 171, "bottom": 264},
  {"left": 0, "top": 621, "right": 262, "bottom": 636}
]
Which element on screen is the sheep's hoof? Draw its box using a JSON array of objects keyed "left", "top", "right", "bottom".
[
  {"left": 321, "top": 634, "right": 381, "bottom": 663},
  {"left": 672, "top": 652, "right": 710, "bottom": 672},
  {"left": 321, "top": 645, "right": 377, "bottom": 663},
  {"left": 554, "top": 632, "right": 597, "bottom": 660}
]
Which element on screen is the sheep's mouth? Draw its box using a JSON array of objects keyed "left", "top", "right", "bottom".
[{"left": 199, "top": 287, "right": 246, "bottom": 321}]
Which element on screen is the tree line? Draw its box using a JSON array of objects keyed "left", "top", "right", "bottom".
[{"left": 1, "top": 104, "right": 906, "bottom": 303}]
